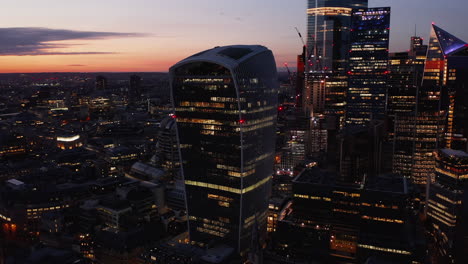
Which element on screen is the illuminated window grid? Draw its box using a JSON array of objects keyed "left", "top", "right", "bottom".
[
  {"left": 307, "top": 7, "right": 352, "bottom": 16},
  {"left": 185, "top": 176, "right": 271, "bottom": 194},
  {"left": 358, "top": 244, "right": 411, "bottom": 255}
]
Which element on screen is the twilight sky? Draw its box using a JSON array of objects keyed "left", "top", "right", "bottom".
[{"left": 0, "top": 0, "right": 467, "bottom": 73}]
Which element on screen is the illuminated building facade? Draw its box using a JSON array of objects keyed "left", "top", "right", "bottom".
[
  {"left": 277, "top": 114, "right": 309, "bottom": 171},
  {"left": 427, "top": 149, "right": 468, "bottom": 263},
  {"left": 439, "top": 28, "right": 468, "bottom": 151},
  {"left": 394, "top": 25, "right": 467, "bottom": 191},
  {"left": 0, "top": 132, "right": 27, "bottom": 157},
  {"left": 410, "top": 36, "right": 428, "bottom": 56},
  {"left": 276, "top": 167, "right": 420, "bottom": 263},
  {"left": 306, "top": 0, "right": 368, "bottom": 72},
  {"left": 346, "top": 7, "right": 390, "bottom": 126},
  {"left": 305, "top": 0, "right": 367, "bottom": 122},
  {"left": 388, "top": 49, "right": 426, "bottom": 125},
  {"left": 389, "top": 42, "right": 427, "bottom": 180},
  {"left": 0, "top": 175, "right": 78, "bottom": 241},
  {"left": 170, "top": 45, "right": 278, "bottom": 255},
  {"left": 267, "top": 197, "right": 288, "bottom": 234},
  {"left": 310, "top": 115, "right": 328, "bottom": 155}
]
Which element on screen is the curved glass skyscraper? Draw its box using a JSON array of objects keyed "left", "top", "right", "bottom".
[{"left": 170, "top": 45, "right": 279, "bottom": 256}]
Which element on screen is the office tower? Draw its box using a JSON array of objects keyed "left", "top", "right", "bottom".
[
  {"left": 306, "top": 0, "right": 368, "bottom": 72},
  {"left": 337, "top": 120, "right": 386, "bottom": 184},
  {"left": 95, "top": 75, "right": 107, "bottom": 90},
  {"left": 295, "top": 47, "right": 306, "bottom": 108},
  {"left": 388, "top": 48, "right": 426, "bottom": 123},
  {"left": 389, "top": 42, "right": 427, "bottom": 180},
  {"left": 427, "top": 149, "right": 468, "bottom": 263},
  {"left": 276, "top": 167, "right": 420, "bottom": 263},
  {"left": 310, "top": 115, "right": 328, "bottom": 155},
  {"left": 436, "top": 26, "right": 468, "bottom": 151},
  {"left": 304, "top": 0, "right": 368, "bottom": 121},
  {"left": 129, "top": 75, "right": 142, "bottom": 97},
  {"left": 345, "top": 7, "right": 391, "bottom": 127},
  {"left": 395, "top": 24, "right": 467, "bottom": 192},
  {"left": 410, "top": 25, "right": 457, "bottom": 188},
  {"left": 156, "top": 116, "right": 180, "bottom": 180},
  {"left": 278, "top": 116, "right": 308, "bottom": 171},
  {"left": 409, "top": 36, "right": 427, "bottom": 56},
  {"left": 170, "top": 45, "right": 279, "bottom": 256}
]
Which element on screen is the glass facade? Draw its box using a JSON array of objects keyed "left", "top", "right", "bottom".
[
  {"left": 307, "top": 0, "right": 368, "bottom": 72},
  {"left": 409, "top": 25, "right": 459, "bottom": 189},
  {"left": 304, "top": 0, "right": 368, "bottom": 121},
  {"left": 390, "top": 47, "right": 427, "bottom": 180},
  {"left": 440, "top": 26, "right": 468, "bottom": 150},
  {"left": 427, "top": 149, "right": 468, "bottom": 263},
  {"left": 393, "top": 25, "right": 468, "bottom": 193},
  {"left": 345, "top": 7, "right": 390, "bottom": 126},
  {"left": 170, "top": 45, "right": 279, "bottom": 254},
  {"left": 275, "top": 167, "right": 418, "bottom": 263}
]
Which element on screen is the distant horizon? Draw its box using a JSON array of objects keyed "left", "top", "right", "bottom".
[{"left": 0, "top": 68, "right": 295, "bottom": 74}]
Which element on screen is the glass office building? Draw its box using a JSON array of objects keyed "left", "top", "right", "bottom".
[
  {"left": 304, "top": 0, "right": 368, "bottom": 121},
  {"left": 427, "top": 149, "right": 468, "bottom": 263},
  {"left": 307, "top": 0, "right": 368, "bottom": 72},
  {"left": 345, "top": 7, "right": 391, "bottom": 126},
  {"left": 170, "top": 45, "right": 279, "bottom": 255}
]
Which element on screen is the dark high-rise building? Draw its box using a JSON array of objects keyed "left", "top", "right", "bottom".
[
  {"left": 304, "top": 0, "right": 368, "bottom": 123},
  {"left": 276, "top": 167, "right": 421, "bottom": 263},
  {"left": 436, "top": 27, "right": 468, "bottom": 151},
  {"left": 388, "top": 49, "right": 426, "bottom": 121},
  {"left": 427, "top": 149, "right": 468, "bottom": 263},
  {"left": 129, "top": 75, "right": 142, "bottom": 96},
  {"left": 95, "top": 75, "right": 108, "bottom": 90},
  {"left": 395, "top": 25, "right": 467, "bottom": 192},
  {"left": 410, "top": 36, "right": 427, "bottom": 57},
  {"left": 389, "top": 41, "right": 427, "bottom": 181},
  {"left": 345, "top": 7, "right": 391, "bottom": 127},
  {"left": 156, "top": 116, "right": 180, "bottom": 180},
  {"left": 295, "top": 46, "right": 306, "bottom": 108},
  {"left": 337, "top": 120, "right": 386, "bottom": 184},
  {"left": 170, "top": 45, "right": 279, "bottom": 257}
]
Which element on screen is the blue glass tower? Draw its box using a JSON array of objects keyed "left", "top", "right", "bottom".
[
  {"left": 304, "top": 0, "right": 368, "bottom": 119},
  {"left": 345, "top": 7, "right": 391, "bottom": 126}
]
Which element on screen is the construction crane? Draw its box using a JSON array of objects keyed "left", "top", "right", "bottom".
[{"left": 295, "top": 27, "right": 306, "bottom": 47}]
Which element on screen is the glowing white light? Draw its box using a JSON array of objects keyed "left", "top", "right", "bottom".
[{"left": 57, "top": 135, "right": 80, "bottom": 142}]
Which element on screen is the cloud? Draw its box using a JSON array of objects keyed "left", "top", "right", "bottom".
[
  {"left": 67, "top": 64, "right": 87, "bottom": 67},
  {"left": 0, "top": 27, "right": 148, "bottom": 56}
]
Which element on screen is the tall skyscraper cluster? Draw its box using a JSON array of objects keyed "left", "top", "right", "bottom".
[{"left": 166, "top": 1, "right": 468, "bottom": 263}]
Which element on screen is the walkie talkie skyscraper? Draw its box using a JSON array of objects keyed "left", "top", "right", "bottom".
[{"left": 170, "top": 45, "right": 279, "bottom": 256}]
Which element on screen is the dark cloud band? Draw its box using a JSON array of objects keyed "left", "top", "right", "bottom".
[{"left": 0, "top": 27, "right": 147, "bottom": 56}]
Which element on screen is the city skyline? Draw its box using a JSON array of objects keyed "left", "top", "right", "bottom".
[
  {"left": 1, "top": 0, "right": 467, "bottom": 73},
  {"left": 2, "top": 1, "right": 468, "bottom": 263}
]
